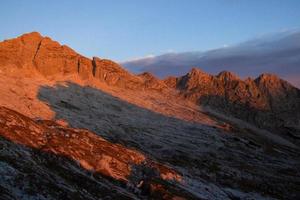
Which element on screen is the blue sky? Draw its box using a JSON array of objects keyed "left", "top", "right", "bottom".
[{"left": 1, "top": 0, "right": 300, "bottom": 61}]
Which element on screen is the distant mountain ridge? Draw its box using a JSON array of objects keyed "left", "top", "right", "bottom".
[
  {"left": 122, "top": 30, "right": 300, "bottom": 88},
  {"left": 165, "top": 68, "right": 300, "bottom": 135}
]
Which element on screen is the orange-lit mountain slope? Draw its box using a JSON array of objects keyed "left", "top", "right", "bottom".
[{"left": 0, "top": 32, "right": 299, "bottom": 199}]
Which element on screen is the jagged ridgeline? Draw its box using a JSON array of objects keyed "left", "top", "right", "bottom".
[
  {"left": 0, "top": 32, "right": 300, "bottom": 200},
  {"left": 1, "top": 32, "right": 299, "bottom": 134}
]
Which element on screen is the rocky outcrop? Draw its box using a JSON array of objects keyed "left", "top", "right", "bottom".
[
  {"left": 0, "top": 32, "right": 93, "bottom": 78},
  {"left": 33, "top": 36, "right": 80, "bottom": 76},
  {"left": 0, "top": 106, "right": 188, "bottom": 199},
  {"left": 138, "top": 72, "right": 168, "bottom": 90},
  {"left": 0, "top": 32, "right": 170, "bottom": 90},
  {"left": 92, "top": 58, "right": 168, "bottom": 90},
  {"left": 172, "top": 68, "right": 300, "bottom": 133},
  {"left": 177, "top": 68, "right": 215, "bottom": 91},
  {"left": 0, "top": 32, "right": 42, "bottom": 69},
  {"left": 92, "top": 57, "right": 143, "bottom": 89},
  {"left": 78, "top": 56, "right": 93, "bottom": 79}
]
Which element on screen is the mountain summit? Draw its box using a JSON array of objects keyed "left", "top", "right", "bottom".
[{"left": 1, "top": 32, "right": 173, "bottom": 91}]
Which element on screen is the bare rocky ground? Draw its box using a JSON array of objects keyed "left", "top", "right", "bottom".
[
  {"left": 37, "top": 81, "right": 300, "bottom": 200},
  {"left": 0, "top": 72, "right": 299, "bottom": 199},
  {"left": 0, "top": 106, "right": 192, "bottom": 200},
  {"left": 0, "top": 32, "right": 299, "bottom": 199}
]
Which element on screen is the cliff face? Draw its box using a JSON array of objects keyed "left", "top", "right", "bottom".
[
  {"left": 92, "top": 57, "right": 142, "bottom": 89},
  {"left": 0, "top": 32, "right": 168, "bottom": 91},
  {"left": 0, "top": 32, "right": 42, "bottom": 69},
  {"left": 0, "top": 32, "right": 92, "bottom": 78}
]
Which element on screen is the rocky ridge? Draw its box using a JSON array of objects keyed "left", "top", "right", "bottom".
[
  {"left": 170, "top": 68, "right": 300, "bottom": 136},
  {"left": 0, "top": 32, "right": 167, "bottom": 91},
  {"left": 0, "top": 32, "right": 300, "bottom": 199},
  {"left": 1, "top": 32, "right": 299, "bottom": 135}
]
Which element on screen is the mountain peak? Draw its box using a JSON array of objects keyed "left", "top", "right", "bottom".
[
  {"left": 21, "top": 31, "right": 42, "bottom": 38},
  {"left": 255, "top": 73, "right": 280, "bottom": 83},
  {"left": 176, "top": 68, "right": 212, "bottom": 90},
  {"left": 189, "top": 67, "right": 207, "bottom": 76},
  {"left": 217, "top": 71, "right": 239, "bottom": 81},
  {"left": 254, "top": 73, "right": 287, "bottom": 90},
  {"left": 18, "top": 31, "right": 43, "bottom": 44}
]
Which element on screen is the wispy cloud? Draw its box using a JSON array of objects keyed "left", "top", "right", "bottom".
[{"left": 122, "top": 30, "right": 300, "bottom": 88}]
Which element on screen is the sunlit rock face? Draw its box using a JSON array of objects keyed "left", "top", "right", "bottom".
[
  {"left": 172, "top": 68, "right": 300, "bottom": 133},
  {"left": 0, "top": 106, "right": 187, "bottom": 199},
  {"left": 1, "top": 32, "right": 172, "bottom": 91},
  {"left": 33, "top": 37, "right": 77, "bottom": 76},
  {"left": 0, "top": 32, "right": 42, "bottom": 70},
  {"left": 0, "top": 32, "right": 299, "bottom": 200},
  {"left": 92, "top": 56, "right": 143, "bottom": 89}
]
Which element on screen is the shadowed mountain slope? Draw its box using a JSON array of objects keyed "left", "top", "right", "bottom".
[
  {"left": 37, "top": 82, "right": 300, "bottom": 199},
  {"left": 168, "top": 68, "right": 300, "bottom": 137},
  {"left": 0, "top": 32, "right": 300, "bottom": 199},
  {"left": 0, "top": 106, "right": 195, "bottom": 200}
]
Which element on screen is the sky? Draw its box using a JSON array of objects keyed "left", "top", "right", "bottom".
[
  {"left": 122, "top": 30, "right": 300, "bottom": 87},
  {"left": 1, "top": 0, "right": 300, "bottom": 61}
]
